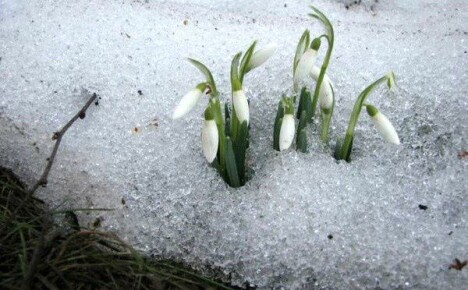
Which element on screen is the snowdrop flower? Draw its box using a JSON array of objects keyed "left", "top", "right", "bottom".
[
  {"left": 248, "top": 43, "right": 278, "bottom": 71},
  {"left": 233, "top": 89, "right": 250, "bottom": 124},
  {"left": 172, "top": 83, "right": 207, "bottom": 119},
  {"left": 293, "top": 48, "right": 318, "bottom": 88},
  {"left": 279, "top": 114, "right": 295, "bottom": 151},
  {"left": 311, "top": 66, "right": 334, "bottom": 112},
  {"left": 279, "top": 101, "right": 296, "bottom": 151},
  {"left": 366, "top": 105, "right": 400, "bottom": 145},
  {"left": 201, "top": 108, "right": 219, "bottom": 163}
]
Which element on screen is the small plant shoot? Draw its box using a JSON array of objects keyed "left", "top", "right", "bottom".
[
  {"left": 274, "top": 6, "right": 400, "bottom": 161},
  {"left": 273, "top": 6, "right": 336, "bottom": 152},
  {"left": 173, "top": 42, "right": 276, "bottom": 187},
  {"left": 335, "top": 72, "right": 400, "bottom": 162}
]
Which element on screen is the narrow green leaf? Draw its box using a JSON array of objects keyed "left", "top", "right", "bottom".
[
  {"left": 293, "top": 30, "right": 310, "bottom": 74},
  {"left": 230, "top": 52, "right": 242, "bottom": 92},
  {"left": 303, "top": 89, "right": 313, "bottom": 122},
  {"left": 224, "top": 103, "right": 231, "bottom": 136},
  {"left": 273, "top": 100, "right": 285, "bottom": 151},
  {"left": 333, "top": 138, "right": 343, "bottom": 160},
  {"left": 345, "top": 136, "right": 354, "bottom": 162},
  {"left": 225, "top": 137, "right": 241, "bottom": 187},
  {"left": 297, "top": 110, "right": 308, "bottom": 132},
  {"left": 296, "top": 110, "right": 308, "bottom": 150},
  {"left": 234, "top": 121, "right": 249, "bottom": 183},
  {"left": 239, "top": 40, "right": 257, "bottom": 83},
  {"left": 231, "top": 106, "right": 239, "bottom": 141},
  {"left": 187, "top": 58, "right": 218, "bottom": 95},
  {"left": 297, "top": 129, "right": 308, "bottom": 153},
  {"left": 296, "top": 87, "right": 308, "bottom": 119}
]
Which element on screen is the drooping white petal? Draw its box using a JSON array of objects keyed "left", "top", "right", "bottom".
[
  {"left": 201, "top": 119, "right": 219, "bottom": 162},
  {"left": 233, "top": 89, "right": 250, "bottom": 124},
  {"left": 371, "top": 112, "right": 401, "bottom": 145},
  {"left": 248, "top": 43, "right": 277, "bottom": 71},
  {"left": 293, "top": 48, "right": 318, "bottom": 87},
  {"left": 172, "top": 88, "right": 203, "bottom": 119},
  {"left": 279, "top": 114, "right": 296, "bottom": 151},
  {"left": 311, "top": 66, "right": 334, "bottom": 111}
]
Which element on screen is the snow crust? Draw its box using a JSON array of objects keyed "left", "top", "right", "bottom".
[{"left": 1, "top": 0, "right": 467, "bottom": 288}]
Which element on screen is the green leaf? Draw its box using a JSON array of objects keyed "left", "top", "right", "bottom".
[
  {"left": 225, "top": 137, "right": 241, "bottom": 187},
  {"left": 293, "top": 30, "right": 310, "bottom": 74},
  {"left": 234, "top": 121, "right": 249, "bottom": 183},
  {"left": 345, "top": 136, "right": 354, "bottom": 162},
  {"left": 296, "top": 87, "right": 308, "bottom": 119},
  {"left": 239, "top": 40, "right": 257, "bottom": 83},
  {"left": 302, "top": 89, "right": 313, "bottom": 123},
  {"left": 296, "top": 110, "right": 308, "bottom": 150},
  {"left": 333, "top": 138, "right": 342, "bottom": 160},
  {"left": 297, "top": 129, "right": 308, "bottom": 153},
  {"left": 297, "top": 110, "right": 308, "bottom": 132},
  {"left": 230, "top": 52, "right": 242, "bottom": 92},
  {"left": 187, "top": 58, "right": 218, "bottom": 95},
  {"left": 224, "top": 103, "right": 231, "bottom": 136},
  {"left": 273, "top": 100, "right": 285, "bottom": 151}
]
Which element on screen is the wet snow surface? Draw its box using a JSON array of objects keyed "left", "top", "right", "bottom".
[{"left": 1, "top": 0, "right": 467, "bottom": 289}]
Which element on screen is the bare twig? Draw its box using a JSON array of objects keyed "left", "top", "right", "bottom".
[
  {"left": 27, "top": 93, "right": 97, "bottom": 197},
  {"left": 4, "top": 92, "right": 97, "bottom": 290}
]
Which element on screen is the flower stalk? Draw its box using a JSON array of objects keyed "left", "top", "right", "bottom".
[{"left": 337, "top": 72, "right": 397, "bottom": 162}]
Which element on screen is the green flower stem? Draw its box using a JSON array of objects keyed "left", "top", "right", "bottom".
[
  {"left": 308, "top": 7, "right": 334, "bottom": 123},
  {"left": 210, "top": 97, "right": 226, "bottom": 170},
  {"left": 239, "top": 41, "right": 257, "bottom": 83},
  {"left": 339, "top": 74, "right": 393, "bottom": 161},
  {"left": 187, "top": 58, "right": 218, "bottom": 97}
]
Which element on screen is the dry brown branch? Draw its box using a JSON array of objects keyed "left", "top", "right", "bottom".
[{"left": 16, "top": 92, "right": 97, "bottom": 290}]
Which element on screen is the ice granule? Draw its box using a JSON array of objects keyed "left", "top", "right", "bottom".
[{"left": 1, "top": 0, "right": 467, "bottom": 289}]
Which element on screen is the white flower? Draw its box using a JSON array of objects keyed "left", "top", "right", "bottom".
[
  {"left": 279, "top": 114, "right": 296, "bottom": 151},
  {"left": 311, "top": 66, "right": 334, "bottom": 111},
  {"left": 366, "top": 105, "right": 400, "bottom": 145},
  {"left": 293, "top": 48, "right": 318, "bottom": 88},
  {"left": 233, "top": 89, "right": 250, "bottom": 125},
  {"left": 172, "top": 83, "right": 206, "bottom": 119},
  {"left": 201, "top": 119, "right": 219, "bottom": 163},
  {"left": 248, "top": 43, "right": 277, "bottom": 71}
]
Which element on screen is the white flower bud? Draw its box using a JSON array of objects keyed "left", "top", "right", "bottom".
[
  {"left": 366, "top": 105, "right": 400, "bottom": 145},
  {"left": 279, "top": 114, "right": 296, "bottom": 151},
  {"left": 201, "top": 119, "right": 219, "bottom": 163},
  {"left": 172, "top": 83, "right": 207, "bottom": 119},
  {"left": 233, "top": 89, "right": 250, "bottom": 125},
  {"left": 311, "top": 66, "right": 333, "bottom": 111},
  {"left": 293, "top": 48, "right": 318, "bottom": 87},
  {"left": 248, "top": 43, "right": 277, "bottom": 71}
]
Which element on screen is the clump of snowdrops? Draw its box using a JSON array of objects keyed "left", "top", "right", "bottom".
[
  {"left": 173, "top": 42, "right": 276, "bottom": 187},
  {"left": 174, "top": 6, "right": 401, "bottom": 188},
  {"left": 273, "top": 6, "right": 400, "bottom": 162}
]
